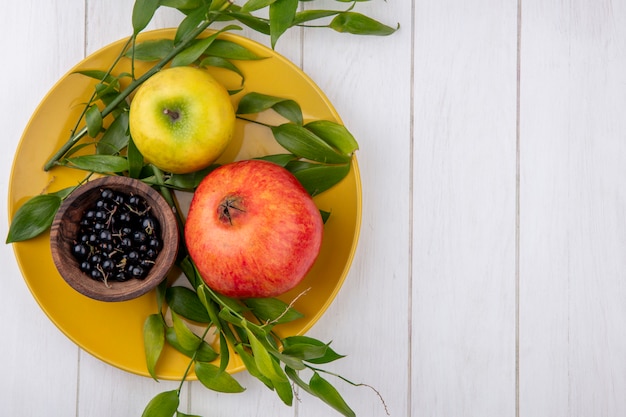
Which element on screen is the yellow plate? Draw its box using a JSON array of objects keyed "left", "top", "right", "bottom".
[{"left": 7, "top": 29, "right": 361, "bottom": 380}]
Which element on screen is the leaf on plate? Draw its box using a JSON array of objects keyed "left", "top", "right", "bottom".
[
  {"left": 244, "top": 297, "right": 304, "bottom": 325},
  {"left": 6, "top": 194, "right": 62, "bottom": 243},
  {"left": 65, "top": 155, "right": 129, "bottom": 174},
  {"left": 271, "top": 124, "right": 351, "bottom": 164},
  {"left": 141, "top": 389, "right": 179, "bottom": 417},
  {"left": 194, "top": 362, "right": 246, "bottom": 393},
  {"left": 97, "top": 112, "right": 129, "bottom": 155},
  {"left": 254, "top": 153, "right": 296, "bottom": 167},
  {"left": 304, "top": 120, "right": 358, "bottom": 155},
  {"left": 199, "top": 56, "right": 245, "bottom": 85},
  {"left": 127, "top": 137, "right": 144, "bottom": 179},
  {"left": 85, "top": 104, "right": 103, "bottom": 138},
  {"left": 286, "top": 160, "right": 351, "bottom": 196},
  {"left": 205, "top": 39, "right": 266, "bottom": 60},
  {"left": 166, "top": 286, "right": 212, "bottom": 323},
  {"left": 143, "top": 314, "right": 165, "bottom": 381},
  {"left": 165, "top": 326, "right": 218, "bottom": 363},
  {"left": 165, "top": 165, "right": 217, "bottom": 190},
  {"left": 74, "top": 69, "right": 117, "bottom": 85},
  {"left": 236, "top": 92, "right": 302, "bottom": 125},
  {"left": 126, "top": 39, "right": 175, "bottom": 61},
  {"left": 171, "top": 25, "right": 240, "bottom": 67},
  {"left": 171, "top": 310, "right": 202, "bottom": 351}
]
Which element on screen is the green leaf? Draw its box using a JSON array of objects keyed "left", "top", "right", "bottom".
[
  {"left": 225, "top": 12, "right": 270, "bottom": 35},
  {"left": 205, "top": 39, "right": 266, "bottom": 60},
  {"left": 97, "top": 112, "right": 129, "bottom": 155},
  {"left": 157, "top": 279, "right": 168, "bottom": 313},
  {"left": 174, "top": 6, "right": 206, "bottom": 44},
  {"left": 170, "top": 310, "right": 202, "bottom": 351},
  {"left": 85, "top": 105, "right": 103, "bottom": 138},
  {"left": 286, "top": 161, "right": 351, "bottom": 196},
  {"left": 273, "top": 100, "right": 303, "bottom": 125},
  {"left": 282, "top": 335, "right": 345, "bottom": 364},
  {"left": 242, "top": 0, "right": 276, "bottom": 12},
  {"left": 293, "top": 9, "right": 341, "bottom": 25},
  {"left": 127, "top": 137, "right": 144, "bottom": 179},
  {"left": 93, "top": 82, "right": 121, "bottom": 102},
  {"left": 309, "top": 372, "right": 356, "bottom": 417},
  {"left": 254, "top": 153, "right": 296, "bottom": 167},
  {"left": 194, "top": 362, "right": 246, "bottom": 393},
  {"left": 179, "top": 256, "right": 202, "bottom": 288},
  {"left": 74, "top": 69, "right": 117, "bottom": 84},
  {"left": 236, "top": 92, "right": 302, "bottom": 124},
  {"left": 211, "top": 290, "right": 247, "bottom": 313},
  {"left": 304, "top": 120, "right": 358, "bottom": 155},
  {"left": 171, "top": 26, "right": 240, "bottom": 67},
  {"left": 196, "top": 285, "right": 221, "bottom": 330},
  {"left": 244, "top": 297, "right": 304, "bottom": 324},
  {"left": 166, "top": 286, "right": 212, "bottom": 323},
  {"left": 164, "top": 326, "right": 218, "bottom": 363},
  {"left": 50, "top": 186, "right": 75, "bottom": 200},
  {"left": 176, "top": 412, "right": 202, "bottom": 417},
  {"left": 272, "top": 361, "right": 294, "bottom": 405},
  {"left": 141, "top": 390, "right": 179, "bottom": 417},
  {"left": 270, "top": 349, "right": 305, "bottom": 371},
  {"left": 271, "top": 124, "right": 351, "bottom": 164},
  {"left": 281, "top": 342, "right": 329, "bottom": 362},
  {"left": 160, "top": 0, "right": 201, "bottom": 10},
  {"left": 144, "top": 314, "right": 165, "bottom": 381},
  {"left": 199, "top": 56, "right": 244, "bottom": 85},
  {"left": 165, "top": 165, "right": 217, "bottom": 190},
  {"left": 285, "top": 367, "right": 314, "bottom": 395},
  {"left": 171, "top": 35, "right": 219, "bottom": 68},
  {"left": 218, "top": 308, "right": 244, "bottom": 327},
  {"left": 126, "top": 39, "right": 175, "bottom": 61},
  {"left": 330, "top": 12, "right": 398, "bottom": 36},
  {"left": 6, "top": 194, "right": 62, "bottom": 243},
  {"left": 234, "top": 343, "right": 274, "bottom": 389},
  {"left": 269, "top": 0, "right": 298, "bottom": 48},
  {"left": 218, "top": 331, "right": 229, "bottom": 372},
  {"left": 132, "top": 0, "right": 161, "bottom": 35},
  {"left": 246, "top": 329, "right": 287, "bottom": 384},
  {"left": 65, "top": 155, "right": 129, "bottom": 173},
  {"left": 320, "top": 209, "right": 331, "bottom": 224}
]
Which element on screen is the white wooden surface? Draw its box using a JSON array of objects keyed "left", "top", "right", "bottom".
[{"left": 2, "top": 1, "right": 626, "bottom": 416}]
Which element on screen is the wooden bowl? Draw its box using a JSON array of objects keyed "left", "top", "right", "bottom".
[{"left": 50, "top": 176, "right": 179, "bottom": 302}]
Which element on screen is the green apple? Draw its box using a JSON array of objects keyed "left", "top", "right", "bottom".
[{"left": 129, "top": 66, "right": 235, "bottom": 174}]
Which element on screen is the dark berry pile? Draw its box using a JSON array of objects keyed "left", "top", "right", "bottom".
[{"left": 71, "top": 188, "right": 162, "bottom": 285}]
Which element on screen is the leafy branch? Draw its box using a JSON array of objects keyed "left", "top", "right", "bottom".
[{"left": 7, "top": 0, "right": 397, "bottom": 416}]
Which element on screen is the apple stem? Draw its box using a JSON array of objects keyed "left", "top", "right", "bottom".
[{"left": 163, "top": 108, "right": 181, "bottom": 122}]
